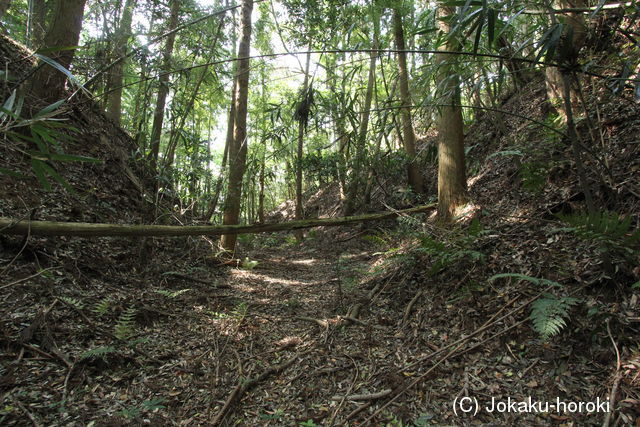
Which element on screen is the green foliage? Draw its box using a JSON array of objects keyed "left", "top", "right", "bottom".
[
  {"left": 558, "top": 211, "right": 639, "bottom": 278},
  {"left": 490, "top": 274, "right": 580, "bottom": 339},
  {"left": 154, "top": 289, "right": 191, "bottom": 298},
  {"left": 117, "top": 398, "right": 166, "bottom": 419},
  {"left": 413, "top": 219, "right": 487, "bottom": 277},
  {"left": 530, "top": 293, "right": 579, "bottom": 340},
  {"left": 0, "top": 91, "right": 100, "bottom": 192},
  {"left": 519, "top": 161, "right": 548, "bottom": 193},
  {"left": 114, "top": 307, "right": 137, "bottom": 340},
  {"left": 489, "top": 273, "right": 564, "bottom": 288},
  {"left": 92, "top": 297, "right": 112, "bottom": 316},
  {"left": 259, "top": 409, "right": 285, "bottom": 421},
  {"left": 58, "top": 296, "right": 84, "bottom": 309},
  {"left": 558, "top": 211, "right": 639, "bottom": 250},
  {"left": 80, "top": 345, "right": 118, "bottom": 361}
]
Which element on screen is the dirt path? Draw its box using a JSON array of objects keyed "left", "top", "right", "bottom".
[{"left": 2, "top": 233, "right": 622, "bottom": 426}]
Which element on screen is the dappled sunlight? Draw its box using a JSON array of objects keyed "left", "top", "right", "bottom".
[
  {"left": 229, "top": 268, "right": 324, "bottom": 287},
  {"left": 291, "top": 258, "right": 318, "bottom": 265}
]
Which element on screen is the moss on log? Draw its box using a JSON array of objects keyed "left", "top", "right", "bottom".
[{"left": 0, "top": 204, "right": 435, "bottom": 238}]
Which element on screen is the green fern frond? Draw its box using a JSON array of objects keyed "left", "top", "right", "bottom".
[
  {"left": 92, "top": 297, "right": 111, "bottom": 316},
  {"left": 58, "top": 296, "right": 84, "bottom": 309},
  {"left": 361, "top": 234, "right": 389, "bottom": 247},
  {"left": 489, "top": 273, "right": 563, "bottom": 287},
  {"left": 80, "top": 345, "right": 117, "bottom": 360},
  {"left": 114, "top": 307, "right": 137, "bottom": 340},
  {"left": 530, "top": 293, "right": 579, "bottom": 339},
  {"left": 558, "top": 211, "right": 638, "bottom": 244},
  {"left": 154, "top": 289, "right": 191, "bottom": 298}
]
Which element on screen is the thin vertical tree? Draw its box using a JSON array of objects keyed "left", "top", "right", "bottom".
[
  {"left": 105, "top": 0, "right": 136, "bottom": 125},
  {"left": 344, "top": 17, "right": 379, "bottom": 215},
  {"left": 435, "top": 4, "right": 466, "bottom": 220},
  {"left": 294, "top": 47, "right": 312, "bottom": 240},
  {"left": 29, "top": 0, "right": 87, "bottom": 103},
  {"left": 220, "top": 0, "right": 253, "bottom": 252},
  {"left": 148, "top": 0, "right": 181, "bottom": 177},
  {"left": 393, "top": 8, "right": 424, "bottom": 195}
]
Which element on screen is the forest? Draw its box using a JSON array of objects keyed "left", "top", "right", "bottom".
[{"left": 0, "top": 0, "right": 639, "bottom": 424}]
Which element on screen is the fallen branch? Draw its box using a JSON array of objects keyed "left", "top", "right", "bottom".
[
  {"left": 211, "top": 350, "right": 310, "bottom": 425},
  {"left": 602, "top": 319, "right": 622, "bottom": 427},
  {"left": 0, "top": 205, "right": 435, "bottom": 238},
  {"left": 331, "top": 389, "right": 392, "bottom": 401}
]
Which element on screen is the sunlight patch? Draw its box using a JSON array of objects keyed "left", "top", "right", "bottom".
[{"left": 291, "top": 258, "right": 317, "bottom": 265}]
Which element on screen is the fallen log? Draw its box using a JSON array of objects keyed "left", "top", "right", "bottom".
[{"left": 0, "top": 204, "right": 435, "bottom": 238}]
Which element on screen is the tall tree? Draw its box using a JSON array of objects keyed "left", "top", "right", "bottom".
[
  {"left": 105, "top": 0, "right": 135, "bottom": 125},
  {"left": 344, "top": 19, "right": 379, "bottom": 215},
  {"left": 29, "top": 0, "right": 87, "bottom": 103},
  {"left": 220, "top": 0, "right": 253, "bottom": 253},
  {"left": 393, "top": 8, "right": 424, "bottom": 195},
  {"left": 294, "top": 47, "right": 312, "bottom": 240},
  {"left": 148, "top": 0, "right": 181, "bottom": 177},
  {"left": 435, "top": 4, "right": 466, "bottom": 220}
]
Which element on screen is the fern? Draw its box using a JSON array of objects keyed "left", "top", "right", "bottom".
[
  {"left": 80, "top": 345, "right": 117, "bottom": 360},
  {"left": 489, "top": 273, "right": 563, "bottom": 287},
  {"left": 114, "top": 307, "right": 137, "bottom": 340},
  {"left": 154, "top": 289, "right": 191, "bottom": 298},
  {"left": 558, "top": 211, "right": 638, "bottom": 246},
  {"left": 530, "top": 293, "right": 579, "bottom": 339},
  {"left": 58, "top": 296, "right": 84, "bottom": 309},
  {"left": 92, "top": 297, "right": 111, "bottom": 316}
]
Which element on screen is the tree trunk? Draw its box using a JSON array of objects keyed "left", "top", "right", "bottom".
[
  {"left": 148, "top": 0, "right": 180, "bottom": 177},
  {"left": 344, "top": 26, "right": 378, "bottom": 216},
  {"left": 105, "top": 0, "right": 135, "bottom": 125},
  {"left": 0, "top": 0, "right": 11, "bottom": 20},
  {"left": 220, "top": 0, "right": 253, "bottom": 253},
  {"left": 294, "top": 48, "right": 312, "bottom": 241},
  {"left": 205, "top": 17, "right": 237, "bottom": 222},
  {"left": 29, "top": 0, "right": 87, "bottom": 103},
  {"left": 435, "top": 5, "right": 467, "bottom": 221},
  {"left": 544, "top": 0, "right": 587, "bottom": 120},
  {"left": 393, "top": 9, "right": 423, "bottom": 195},
  {"left": 258, "top": 156, "right": 265, "bottom": 223},
  {"left": 26, "top": 0, "right": 48, "bottom": 48}
]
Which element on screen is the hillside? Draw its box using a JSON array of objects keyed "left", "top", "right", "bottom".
[{"left": 2, "top": 5, "right": 640, "bottom": 427}]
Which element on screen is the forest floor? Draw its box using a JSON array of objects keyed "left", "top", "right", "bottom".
[{"left": 2, "top": 223, "right": 638, "bottom": 426}]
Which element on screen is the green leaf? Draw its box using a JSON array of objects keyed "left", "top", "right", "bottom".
[
  {"left": 1, "top": 90, "right": 16, "bottom": 115},
  {"left": 31, "top": 159, "right": 52, "bottom": 191},
  {"left": 489, "top": 273, "right": 563, "bottom": 287},
  {"left": 34, "top": 53, "right": 85, "bottom": 90},
  {"left": 48, "top": 153, "right": 101, "bottom": 163},
  {"left": 0, "top": 167, "right": 26, "bottom": 179},
  {"left": 33, "top": 100, "right": 66, "bottom": 119},
  {"left": 487, "top": 8, "right": 496, "bottom": 45},
  {"left": 473, "top": 15, "right": 483, "bottom": 54},
  {"left": 40, "top": 161, "right": 75, "bottom": 194},
  {"left": 495, "top": 8, "right": 525, "bottom": 41}
]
